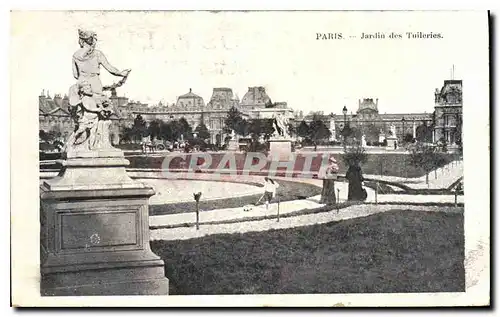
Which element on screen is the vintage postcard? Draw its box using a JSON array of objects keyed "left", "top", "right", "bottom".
[{"left": 10, "top": 10, "right": 489, "bottom": 307}]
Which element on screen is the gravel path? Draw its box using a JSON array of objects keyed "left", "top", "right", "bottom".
[
  {"left": 364, "top": 160, "right": 463, "bottom": 189},
  {"left": 150, "top": 204, "right": 463, "bottom": 241}
]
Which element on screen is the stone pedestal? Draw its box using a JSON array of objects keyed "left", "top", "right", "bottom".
[
  {"left": 268, "top": 138, "right": 292, "bottom": 161},
  {"left": 379, "top": 134, "right": 386, "bottom": 143},
  {"left": 39, "top": 149, "right": 169, "bottom": 296},
  {"left": 386, "top": 137, "right": 398, "bottom": 150},
  {"left": 227, "top": 139, "right": 239, "bottom": 151}
]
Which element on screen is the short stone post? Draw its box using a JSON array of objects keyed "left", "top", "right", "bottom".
[
  {"left": 277, "top": 197, "right": 280, "bottom": 222},
  {"left": 375, "top": 181, "right": 378, "bottom": 205},
  {"left": 336, "top": 188, "right": 340, "bottom": 213},
  {"left": 193, "top": 192, "right": 202, "bottom": 230}
]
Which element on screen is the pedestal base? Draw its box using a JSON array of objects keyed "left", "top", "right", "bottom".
[
  {"left": 386, "top": 137, "right": 398, "bottom": 150},
  {"left": 40, "top": 150, "right": 169, "bottom": 296},
  {"left": 41, "top": 259, "right": 169, "bottom": 296},
  {"left": 268, "top": 138, "right": 292, "bottom": 161},
  {"left": 227, "top": 139, "right": 239, "bottom": 151}
]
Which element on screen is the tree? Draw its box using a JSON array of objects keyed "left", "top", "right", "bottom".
[
  {"left": 178, "top": 117, "right": 193, "bottom": 138},
  {"left": 350, "top": 126, "right": 363, "bottom": 141},
  {"left": 403, "top": 133, "right": 414, "bottom": 143},
  {"left": 415, "top": 122, "right": 433, "bottom": 143},
  {"left": 308, "top": 115, "right": 331, "bottom": 144},
  {"left": 248, "top": 118, "right": 274, "bottom": 141},
  {"left": 148, "top": 119, "right": 162, "bottom": 140},
  {"left": 39, "top": 130, "right": 50, "bottom": 142},
  {"left": 132, "top": 114, "right": 148, "bottom": 141},
  {"left": 287, "top": 122, "right": 296, "bottom": 137},
  {"left": 224, "top": 106, "right": 246, "bottom": 136},
  {"left": 194, "top": 122, "right": 211, "bottom": 141},
  {"left": 237, "top": 119, "right": 251, "bottom": 137},
  {"left": 120, "top": 126, "right": 133, "bottom": 143},
  {"left": 168, "top": 120, "right": 184, "bottom": 141},
  {"left": 340, "top": 122, "right": 354, "bottom": 144},
  {"left": 408, "top": 143, "right": 445, "bottom": 184},
  {"left": 363, "top": 123, "right": 381, "bottom": 143},
  {"left": 297, "top": 120, "right": 309, "bottom": 138},
  {"left": 342, "top": 139, "right": 368, "bottom": 168}
]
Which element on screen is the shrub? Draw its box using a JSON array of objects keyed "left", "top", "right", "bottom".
[{"left": 342, "top": 140, "right": 368, "bottom": 168}]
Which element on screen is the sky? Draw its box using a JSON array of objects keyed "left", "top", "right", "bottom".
[{"left": 11, "top": 10, "right": 488, "bottom": 115}]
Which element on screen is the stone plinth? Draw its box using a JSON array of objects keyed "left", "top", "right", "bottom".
[
  {"left": 268, "top": 138, "right": 292, "bottom": 161},
  {"left": 227, "top": 139, "right": 239, "bottom": 151},
  {"left": 386, "top": 137, "right": 398, "bottom": 150},
  {"left": 40, "top": 150, "right": 169, "bottom": 296},
  {"left": 379, "top": 134, "right": 386, "bottom": 143}
]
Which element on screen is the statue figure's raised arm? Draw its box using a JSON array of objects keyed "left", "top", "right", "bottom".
[
  {"left": 98, "top": 51, "right": 130, "bottom": 77},
  {"left": 72, "top": 58, "right": 79, "bottom": 80}
]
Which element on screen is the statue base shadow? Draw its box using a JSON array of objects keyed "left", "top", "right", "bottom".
[{"left": 39, "top": 149, "right": 169, "bottom": 296}]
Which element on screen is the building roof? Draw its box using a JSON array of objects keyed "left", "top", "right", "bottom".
[
  {"left": 39, "top": 96, "right": 58, "bottom": 114},
  {"left": 178, "top": 88, "right": 203, "bottom": 100},
  {"left": 435, "top": 79, "right": 462, "bottom": 105},
  {"left": 357, "top": 98, "right": 378, "bottom": 113},
  {"left": 240, "top": 86, "right": 272, "bottom": 107},
  {"left": 47, "top": 107, "right": 70, "bottom": 116},
  {"left": 207, "top": 87, "right": 238, "bottom": 109}
]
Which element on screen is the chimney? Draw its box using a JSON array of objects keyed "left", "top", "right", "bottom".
[{"left": 189, "top": 88, "right": 192, "bottom": 93}]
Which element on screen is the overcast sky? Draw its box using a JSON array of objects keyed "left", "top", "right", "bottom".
[{"left": 11, "top": 10, "right": 487, "bottom": 114}]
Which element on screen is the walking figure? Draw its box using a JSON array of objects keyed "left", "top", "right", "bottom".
[
  {"left": 319, "top": 156, "right": 339, "bottom": 205},
  {"left": 346, "top": 163, "right": 367, "bottom": 201},
  {"left": 257, "top": 177, "right": 280, "bottom": 210}
]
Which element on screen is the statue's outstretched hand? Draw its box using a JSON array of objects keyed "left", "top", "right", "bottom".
[{"left": 120, "top": 69, "right": 131, "bottom": 77}]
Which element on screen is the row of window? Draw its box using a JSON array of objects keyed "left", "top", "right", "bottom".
[{"left": 178, "top": 99, "right": 204, "bottom": 107}]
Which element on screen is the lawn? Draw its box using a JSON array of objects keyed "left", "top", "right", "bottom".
[
  {"left": 124, "top": 152, "right": 454, "bottom": 178},
  {"left": 40, "top": 151, "right": 455, "bottom": 179},
  {"left": 149, "top": 179, "right": 322, "bottom": 216},
  {"left": 150, "top": 210, "right": 464, "bottom": 294}
]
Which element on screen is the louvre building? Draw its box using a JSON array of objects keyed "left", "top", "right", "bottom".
[{"left": 39, "top": 79, "right": 462, "bottom": 146}]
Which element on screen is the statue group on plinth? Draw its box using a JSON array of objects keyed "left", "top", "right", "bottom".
[
  {"left": 268, "top": 112, "right": 292, "bottom": 161},
  {"left": 65, "top": 29, "right": 131, "bottom": 154},
  {"left": 385, "top": 124, "right": 398, "bottom": 149},
  {"left": 39, "top": 29, "right": 169, "bottom": 296},
  {"left": 389, "top": 124, "right": 397, "bottom": 138},
  {"left": 272, "top": 112, "right": 290, "bottom": 139}
]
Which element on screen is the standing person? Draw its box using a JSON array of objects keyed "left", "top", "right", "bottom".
[
  {"left": 259, "top": 177, "right": 280, "bottom": 210},
  {"left": 319, "top": 156, "right": 339, "bottom": 205},
  {"left": 346, "top": 162, "right": 367, "bottom": 201}
]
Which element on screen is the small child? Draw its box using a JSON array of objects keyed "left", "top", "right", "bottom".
[{"left": 262, "top": 177, "right": 279, "bottom": 210}]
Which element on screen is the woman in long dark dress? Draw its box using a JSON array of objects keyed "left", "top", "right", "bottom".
[
  {"left": 320, "top": 157, "right": 339, "bottom": 205},
  {"left": 346, "top": 163, "right": 367, "bottom": 201}
]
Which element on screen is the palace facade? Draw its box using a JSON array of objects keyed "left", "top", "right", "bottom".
[
  {"left": 296, "top": 79, "right": 463, "bottom": 145},
  {"left": 39, "top": 79, "right": 462, "bottom": 146},
  {"left": 39, "top": 86, "right": 293, "bottom": 144}
]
